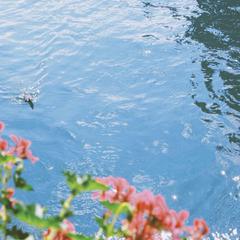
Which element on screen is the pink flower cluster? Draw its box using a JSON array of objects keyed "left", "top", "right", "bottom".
[
  {"left": 0, "top": 121, "right": 38, "bottom": 163},
  {"left": 43, "top": 220, "right": 75, "bottom": 240},
  {"left": 95, "top": 177, "right": 209, "bottom": 240}
]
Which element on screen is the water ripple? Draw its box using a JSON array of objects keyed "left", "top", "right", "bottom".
[{"left": 0, "top": 0, "right": 239, "bottom": 236}]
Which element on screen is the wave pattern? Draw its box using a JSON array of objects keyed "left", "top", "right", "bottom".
[{"left": 0, "top": 0, "right": 239, "bottom": 237}]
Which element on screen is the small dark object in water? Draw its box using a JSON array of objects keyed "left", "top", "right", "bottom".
[
  {"left": 25, "top": 99, "right": 34, "bottom": 109},
  {"left": 142, "top": 34, "right": 159, "bottom": 40},
  {"left": 17, "top": 94, "right": 34, "bottom": 109}
]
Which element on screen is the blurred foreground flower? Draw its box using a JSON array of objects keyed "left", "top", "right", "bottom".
[
  {"left": 95, "top": 177, "right": 209, "bottom": 240},
  {"left": 10, "top": 134, "right": 38, "bottom": 163},
  {"left": 0, "top": 121, "right": 209, "bottom": 240}
]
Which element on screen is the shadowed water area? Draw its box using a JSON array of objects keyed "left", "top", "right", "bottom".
[{"left": 0, "top": 0, "right": 239, "bottom": 238}]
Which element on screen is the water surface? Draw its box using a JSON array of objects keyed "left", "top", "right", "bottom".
[{"left": 0, "top": 0, "right": 239, "bottom": 238}]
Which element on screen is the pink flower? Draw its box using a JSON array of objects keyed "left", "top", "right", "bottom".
[
  {"left": 95, "top": 176, "right": 136, "bottom": 203},
  {"left": 189, "top": 219, "right": 209, "bottom": 240},
  {"left": 6, "top": 188, "right": 15, "bottom": 199},
  {"left": 5, "top": 188, "right": 17, "bottom": 208},
  {"left": 61, "top": 219, "right": 75, "bottom": 233},
  {"left": 125, "top": 211, "right": 159, "bottom": 240},
  {"left": 94, "top": 176, "right": 209, "bottom": 240},
  {"left": 10, "top": 135, "right": 38, "bottom": 163},
  {"left": 0, "top": 139, "right": 8, "bottom": 151},
  {"left": 159, "top": 209, "right": 189, "bottom": 238},
  {"left": 175, "top": 210, "right": 189, "bottom": 228},
  {"left": 124, "top": 191, "right": 171, "bottom": 239},
  {"left": 43, "top": 220, "right": 75, "bottom": 240},
  {"left": 0, "top": 122, "right": 5, "bottom": 133},
  {"left": 131, "top": 190, "right": 155, "bottom": 213},
  {"left": 152, "top": 195, "right": 169, "bottom": 221}
]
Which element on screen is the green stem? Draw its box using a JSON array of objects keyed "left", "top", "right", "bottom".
[
  {"left": 1, "top": 167, "right": 11, "bottom": 240},
  {"left": 108, "top": 203, "right": 129, "bottom": 236},
  {"left": 2, "top": 206, "right": 7, "bottom": 240},
  {"left": 59, "top": 194, "right": 75, "bottom": 219}
]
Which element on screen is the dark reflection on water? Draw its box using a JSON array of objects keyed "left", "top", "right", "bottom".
[
  {"left": 185, "top": 2, "right": 240, "bottom": 234},
  {"left": 186, "top": 0, "right": 240, "bottom": 153}
]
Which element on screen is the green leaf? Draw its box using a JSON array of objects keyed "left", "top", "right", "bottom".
[
  {"left": 6, "top": 225, "right": 30, "bottom": 239},
  {"left": 67, "top": 233, "right": 92, "bottom": 240},
  {"left": 95, "top": 216, "right": 105, "bottom": 228},
  {"left": 13, "top": 203, "right": 60, "bottom": 229},
  {"left": 101, "top": 201, "right": 132, "bottom": 215},
  {"left": 0, "top": 154, "right": 15, "bottom": 164},
  {"left": 95, "top": 216, "right": 109, "bottom": 234},
  {"left": 64, "top": 172, "right": 108, "bottom": 195},
  {"left": 13, "top": 172, "right": 33, "bottom": 191}
]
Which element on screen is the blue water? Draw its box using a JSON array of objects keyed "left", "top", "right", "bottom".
[{"left": 0, "top": 0, "right": 239, "bottom": 238}]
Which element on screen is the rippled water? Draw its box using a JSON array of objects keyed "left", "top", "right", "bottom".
[{"left": 0, "top": 0, "right": 239, "bottom": 238}]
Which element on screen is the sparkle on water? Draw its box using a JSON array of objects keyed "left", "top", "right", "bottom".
[{"left": 0, "top": 0, "right": 239, "bottom": 239}]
